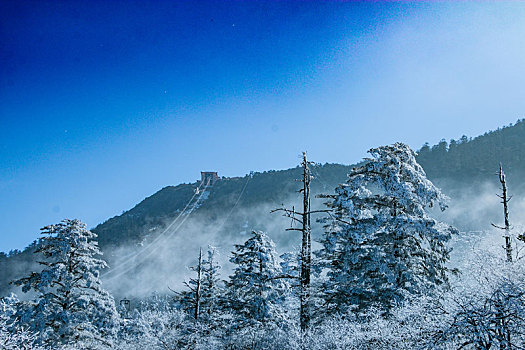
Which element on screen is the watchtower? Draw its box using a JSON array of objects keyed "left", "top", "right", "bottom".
[{"left": 201, "top": 171, "right": 219, "bottom": 186}]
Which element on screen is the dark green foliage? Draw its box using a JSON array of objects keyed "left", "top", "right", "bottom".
[
  {"left": 93, "top": 184, "right": 197, "bottom": 248},
  {"left": 94, "top": 164, "right": 351, "bottom": 255},
  {"left": 417, "top": 119, "right": 525, "bottom": 184}
]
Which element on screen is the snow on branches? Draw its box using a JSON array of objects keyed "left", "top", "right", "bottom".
[
  {"left": 11, "top": 219, "right": 119, "bottom": 346},
  {"left": 318, "top": 143, "right": 458, "bottom": 314}
]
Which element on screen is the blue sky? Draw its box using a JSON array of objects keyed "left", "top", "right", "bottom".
[{"left": 1, "top": 1, "right": 525, "bottom": 252}]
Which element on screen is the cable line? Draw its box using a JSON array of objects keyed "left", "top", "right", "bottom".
[{"left": 102, "top": 180, "right": 208, "bottom": 280}]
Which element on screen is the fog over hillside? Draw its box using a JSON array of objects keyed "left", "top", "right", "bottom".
[{"left": 2, "top": 120, "right": 525, "bottom": 299}]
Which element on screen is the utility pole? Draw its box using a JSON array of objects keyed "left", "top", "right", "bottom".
[
  {"left": 272, "top": 152, "right": 327, "bottom": 331},
  {"left": 492, "top": 164, "right": 513, "bottom": 262}
]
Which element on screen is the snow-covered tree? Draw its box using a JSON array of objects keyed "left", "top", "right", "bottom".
[
  {"left": 492, "top": 164, "right": 514, "bottom": 262},
  {"left": 1, "top": 294, "right": 44, "bottom": 350},
  {"left": 318, "top": 143, "right": 457, "bottom": 315},
  {"left": 225, "top": 231, "right": 286, "bottom": 327},
  {"left": 12, "top": 219, "right": 119, "bottom": 346},
  {"left": 279, "top": 251, "right": 299, "bottom": 287},
  {"left": 200, "top": 246, "right": 222, "bottom": 323},
  {"left": 179, "top": 248, "right": 204, "bottom": 320},
  {"left": 437, "top": 250, "right": 525, "bottom": 349},
  {"left": 117, "top": 295, "right": 199, "bottom": 350},
  {"left": 271, "top": 152, "right": 317, "bottom": 330},
  {"left": 178, "top": 246, "right": 222, "bottom": 323}
]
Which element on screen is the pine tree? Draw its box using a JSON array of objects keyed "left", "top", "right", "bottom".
[
  {"left": 318, "top": 143, "right": 457, "bottom": 315},
  {"left": 12, "top": 219, "right": 119, "bottom": 346},
  {"left": 200, "top": 246, "right": 222, "bottom": 322},
  {"left": 179, "top": 246, "right": 222, "bottom": 323},
  {"left": 225, "top": 231, "right": 286, "bottom": 327},
  {"left": 183, "top": 248, "right": 203, "bottom": 320}
]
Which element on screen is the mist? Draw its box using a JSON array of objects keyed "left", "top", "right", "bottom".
[
  {"left": 436, "top": 179, "right": 525, "bottom": 271},
  {"left": 100, "top": 191, "right": 320, "bottom": 300},
  {"left": 100, "top": 173, "right": 525, "bottom": 303}
]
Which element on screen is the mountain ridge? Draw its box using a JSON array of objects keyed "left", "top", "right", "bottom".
[{"left": 2, "top": 119, "right": 525, "bottom": 296}]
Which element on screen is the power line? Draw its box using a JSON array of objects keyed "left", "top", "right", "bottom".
[
  {"left": 103, "top": 174, "right": 251, "bottom": 284},
  {"left": 102, "top": 181, "right": 208, "bottom": 281},
  {"left": 106, "top": 182, "right": 205, "bottom": 265}
]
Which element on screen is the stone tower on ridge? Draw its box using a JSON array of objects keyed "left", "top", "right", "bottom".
[{"left": 201, "top": 171, "right": 219, "bottom": 186}]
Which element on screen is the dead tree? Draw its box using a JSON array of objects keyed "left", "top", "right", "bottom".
[
  {"left": 177, "top": 247, "right": 203, "bottom": 320},
  {"left": 492, "top": 164, "right": 513, "bottom": 262},
  {"left": 299, "top": 152, "right": 312, "bottom": 331},
  {"left": 272, "top": 152, "right": 328, "bottom": 331},
  {"left": 193, "top": 248, "right": 203, "bottom": 319}
]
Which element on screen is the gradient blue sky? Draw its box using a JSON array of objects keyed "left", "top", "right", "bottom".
[{"left": 1, "top": 1, "right": 525, "bottom": 252}]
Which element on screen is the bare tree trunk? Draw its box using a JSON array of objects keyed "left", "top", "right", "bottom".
[
  {"left": 300, "top": 152, "right": 312, "bottom": 331},
  {"left": 491, "top": 165, "right": 513, "bottom": 348},
  {"left": 207, "top": 250, "right": 215, "bottom": 317},
  {"left": 271, "top": 152, "right": 319, "bottom": 331},
  {"left": 492, "top": 164, "right": 512, "bottom": 263},
  {"left": 194, "top": 248, "right": 202, "bottom": 320}
]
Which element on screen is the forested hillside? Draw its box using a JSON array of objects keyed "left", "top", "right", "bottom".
[
  {"left": 92, "top": 119, "right": 525, "bottom": 253},
  {"left": 418, "top": 119, "right": 525, "bottom": 184},
  {"left": 1, "top": 119, "right": 524, "bottom": 298},
  {"left": 4, "top": 141, "right": 525, "bottom": 349},
  {"left": 93, "top": 163, "right": 351, "bottom": 250}
]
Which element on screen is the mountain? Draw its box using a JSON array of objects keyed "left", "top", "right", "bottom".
[
  {"left": 418, "top": 119, "right": 525, "bottom": 184},
  {"left": 92, "top": 163, "right": 352, "bottom": 250},
  {"left": 2, "top": 119, "right": 525, "bottom": 297},
  {"left": 94, "top": 118, "right": 525, "bottom": 253}
]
